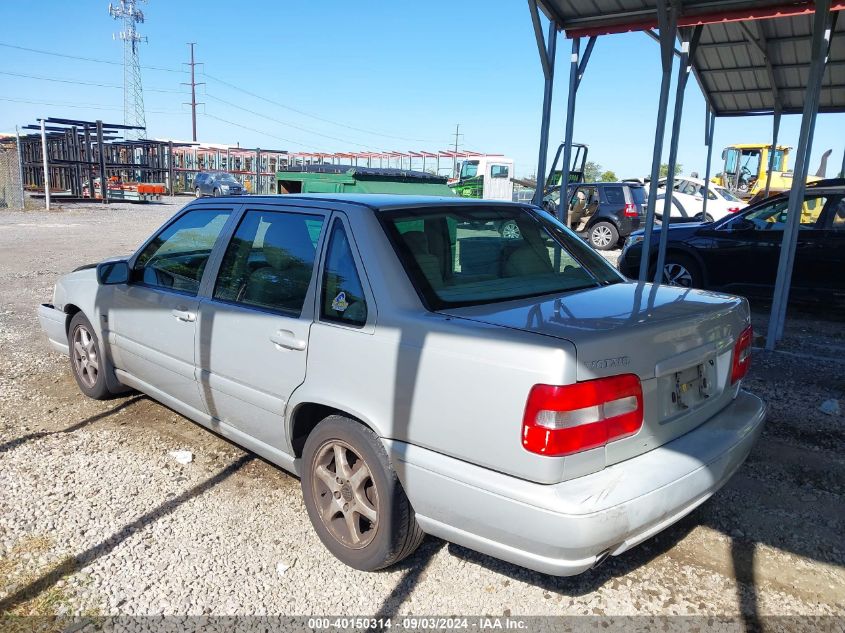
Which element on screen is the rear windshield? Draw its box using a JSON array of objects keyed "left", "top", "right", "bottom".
[
  {"left": 629, "top": 187, "right": 646, "bottom": 204},
  {"left": 380, "top": 205, "right": 623, "bottom": 310}
]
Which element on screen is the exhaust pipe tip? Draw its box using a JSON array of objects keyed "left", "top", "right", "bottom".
[{"left": 592, "top": 549, "right": 612, "bottom": 569}]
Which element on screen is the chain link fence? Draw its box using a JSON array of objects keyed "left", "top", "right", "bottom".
[{"left": 0, "top": 140, "right": 25, "bottom": 210}]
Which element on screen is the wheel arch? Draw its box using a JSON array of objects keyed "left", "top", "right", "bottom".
[
  {"left": 288, "top": 401, "right": 382, "bottom": 459},
  {"left": 62, "top": 303, "right": 82, "bottom": 333}
]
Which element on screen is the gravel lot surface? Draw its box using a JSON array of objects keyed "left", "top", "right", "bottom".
[{"left": 0, "top": 199, "right": 843, "bottom": 623}]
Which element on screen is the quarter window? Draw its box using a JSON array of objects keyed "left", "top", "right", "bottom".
[
  {"left": 214, "top": 210, "right": 323, "bottom": 315},
  {"left": 133, "top": 209, "right": 231, "bottom": 295},
  {"left": 320, "top": 221, "right": 368, "bottom": 327}
]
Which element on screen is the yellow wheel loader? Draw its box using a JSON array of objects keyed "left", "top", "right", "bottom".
[{"left": 715, "top": 143, "right": 832, "bottom": 202}]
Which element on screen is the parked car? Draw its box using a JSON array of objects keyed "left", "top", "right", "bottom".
[
  {"left": 654, "top": 176, "right": 747, "bottom": 222},
  {"left": 618, "top": 179, "right": 845, "bottom": 300},
  {"left": 541, "top": 182, "right": 647, "bottom": 250},
  {"left": 193, "top": 171, "right": 246, "bottom": 197},
  {"left": 38, "top": 195, "right": 765, "bottom": 576}
]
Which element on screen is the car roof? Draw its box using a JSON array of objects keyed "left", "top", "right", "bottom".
[{"left": 191, "top": 193, "right": 527, "bottom": 211}]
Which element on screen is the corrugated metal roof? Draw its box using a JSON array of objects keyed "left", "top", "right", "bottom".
[{"left": 539, "top": 1, "right": 845, "bottom": 115}]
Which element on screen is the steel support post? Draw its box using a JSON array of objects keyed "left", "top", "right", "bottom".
[
  {"left": 701, "top": 108, "right": 716, "bottom": 217},
  {"left": 655, "top": 26, "right": 702, "bottom": 284},
  {"left": 559, "top": 35, "right": 596, "bottom": 225},
  {"left": 15, "top": 126, "right": 25, "bottom": 209},
  {"left": 529, "top": 0, "right": 558, "bottom": 207},
  {"left": 96, "top": 120, "right": 108, "bottom": 205},
  {"left": 766, "top": 1, "right": 831, "bottom": 349},
  {"left": 764, "top": 107, "right": 782, "bottom": 198},
  {"left": 638, "top": 0, "right": 678, "bottom": 281},
  {"left": 840, "top": 146, "right": 845, "bottom": 178},
  {"left": 40, "top": 119, "right": 51, "bottom": 211},
  {"left": 168, "top": 141, "right": 175, "bottom": 196}
]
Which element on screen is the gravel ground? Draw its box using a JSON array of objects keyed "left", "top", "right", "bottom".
[{"left": 0, "top": 198, "right": 843, "bottom": 623}]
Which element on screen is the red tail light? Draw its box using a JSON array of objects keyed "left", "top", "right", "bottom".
[
  {"left": 731, "top": 325, "right": 753, "bottom": 384},
  {"left": 624, "top": 203, "right": 638, "bottom": 217},
  {"left": 728, "top": 207, "right": 742, "bottom": 213},
  {"left": 522, "top": 374, "right": 643, "bottom": 457}
]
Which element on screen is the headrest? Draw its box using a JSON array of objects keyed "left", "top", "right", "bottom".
[
  {"left": 262, "top": 217, "right": 315, "bottom": 270},
  {"left": 402, "top": 231, "right": 429, "bottom": 255}
]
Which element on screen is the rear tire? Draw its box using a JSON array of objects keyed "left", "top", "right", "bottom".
[
  {"left": 68, "top": 312, "right": 112, "bottom": 400},
  {"left": 195, "top": 188, "right": 201, "bottom": 198},
  {"left": 301, "top": 415, "right": 424, "bottom": 571},
  {"left": 589, "top": 222, "right": 619, "bottom": 251}
]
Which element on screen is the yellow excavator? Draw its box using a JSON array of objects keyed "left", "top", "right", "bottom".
[{"left": 714, "top": 143, "right": 832, "bottom": 202}]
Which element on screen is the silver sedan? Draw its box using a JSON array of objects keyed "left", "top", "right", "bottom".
[{"left": 38, "top": 194, "right": 765, "bottom": 575}]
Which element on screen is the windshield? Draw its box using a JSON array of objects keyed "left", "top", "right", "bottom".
[
  {"left": 218, "top": 174, "right": 239, "bottom": 185},
  {"left": 714, "top": 186, "right": 740, "bottom": 202},
  {"left": 380, "top": 205, "right": 623, "bottom": 310},
  {"left": 459, "top": 161, "right": 479, "bottom": 179}
]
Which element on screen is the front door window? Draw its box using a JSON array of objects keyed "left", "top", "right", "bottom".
[{"left": 132, "top": 209, "right": 231, "bottom": 295}]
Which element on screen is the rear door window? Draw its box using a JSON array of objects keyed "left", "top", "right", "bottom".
[{"left": 213, "top": 210, "right": 324, "bottom": 315}]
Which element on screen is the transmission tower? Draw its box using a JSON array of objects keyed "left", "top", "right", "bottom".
[{"left": 109, "top": 0, "right": 148, "bottom": 139}]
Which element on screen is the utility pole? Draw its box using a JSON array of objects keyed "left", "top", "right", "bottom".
[
  {"left": 182, "top": 43, "right": 204, "bottom": 142},
  {"left": 452, "top": 123, "right": 463, "bottom": 178}
]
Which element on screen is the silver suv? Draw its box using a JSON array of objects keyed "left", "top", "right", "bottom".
[{"left": 193, "top": 171, "right": 245, "bottom": 197}]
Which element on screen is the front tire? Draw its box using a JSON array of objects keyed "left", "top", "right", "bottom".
[
  {"left": 589, "top": 221, "right": 619, "bottom": 250},
  {"left": 68, "top": 312, "right": 112, "bottom": 400},
  {"left": 212, "top": 187, "right": 220, "bottom": 197},
  {"left": 301, "top": 415, "right": 424, "bottom": 571},
  {"left": 499, "top": 220, "right": 521, "bottom": 239}
]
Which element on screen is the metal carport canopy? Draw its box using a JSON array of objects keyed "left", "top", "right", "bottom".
[
  {"left": 538, "top": 1, "right": 845, "bottom": 115},
  {"left": 532, "top": 0, "right": 843, "bottom": 351}
]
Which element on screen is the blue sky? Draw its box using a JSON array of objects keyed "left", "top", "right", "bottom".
[{"left": 1, "top": 1, "right": 842, "bottom": 179}]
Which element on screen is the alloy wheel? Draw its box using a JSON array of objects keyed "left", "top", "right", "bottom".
[
  {"left": 311, "top": 440, "right": 379, "bottom": 549},
  {"left": 501, "top": 221, "right": 521, "bottom": 239},
  {"left": 592, "top": 225, "right": 613, "bottom": 248},
  {"left": 71, "top": 325, "right": 99, "bottom": 389},
  {"left": 662, "top": 262, "right": 693, "bottom": 287}
]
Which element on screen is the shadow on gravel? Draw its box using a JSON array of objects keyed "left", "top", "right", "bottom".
[
  {"left": 369, "top": 538, "right": 445, "bottom": 622},
  {"left": 443, "top": 511, "right": 698, "bottom": 597},
  {"left": 0, "top": 394, "right": 146, "bottom": 455},
  {"left": 0, "top": 454, "right": 254, "bottom": 615}
]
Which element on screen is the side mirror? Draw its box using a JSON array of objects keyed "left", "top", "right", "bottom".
[{"left": 97, "top": 260, "right": 129, "bottom": 285}]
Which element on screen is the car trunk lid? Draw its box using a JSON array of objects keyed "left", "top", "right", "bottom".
[{"left": 440, "top": 282, "right": 750, "bottom": 468}]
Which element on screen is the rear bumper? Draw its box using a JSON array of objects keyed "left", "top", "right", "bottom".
[
  {"left": 37, "top": 303, "right": 69, "bottom": 355},
  {"left": 389, "top": 390, "right": 766, "bottom": 576}
]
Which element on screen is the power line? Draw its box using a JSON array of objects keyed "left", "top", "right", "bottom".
[
  {"left": 0, "top": 70, "right": 182, "bottom": 93},
  {"left": 202, "top": 112, "right": 320, "bottom": 151},
  {"left": 205, "top": 93, "right": 387, "bottom": 151},
  {"left": 202, "top": 71, "right": 438, "bottom": 143},
  {"left": 0, "top": 41, "right": 182, "bottom": 73},
  {"left": 0, "top": 96, "right": 184, "bottom": 115},
  {"left": 2, "top": 39, "right": 439, "bottom": 146}
]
